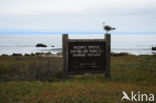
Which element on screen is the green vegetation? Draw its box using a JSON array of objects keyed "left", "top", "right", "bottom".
[
  {"left": 0, "top": 56, "right": 62, "bottom": 81},
  {"left": 0, "top": 55, "right": 156, "bottom": 103}
]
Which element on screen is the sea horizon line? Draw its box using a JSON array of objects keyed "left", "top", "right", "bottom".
[{"left": 0, "top": 31, "right": 156, "bottom": 34}]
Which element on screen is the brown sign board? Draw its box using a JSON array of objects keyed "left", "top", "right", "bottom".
[
  {"left": 68, "top": 41, "right": 106, "bottom": 74},
  {"left": 62, "top": 34, "right": 111, "bottom": 78}
]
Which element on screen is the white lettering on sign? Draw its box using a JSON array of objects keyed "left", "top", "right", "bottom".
[
  {"left": 70, "top": 45, "right": 103, "bottom": 57},
  {"left": 74, "top": 62, "right": 98, "bottom": 69}
]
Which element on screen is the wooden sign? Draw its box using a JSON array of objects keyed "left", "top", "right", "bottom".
[
  {"left": 69, "top": 41, "right": 105, "bottom": 73},
  {"left": 62, "top": 34, "right": 111, "bottom": 78}
]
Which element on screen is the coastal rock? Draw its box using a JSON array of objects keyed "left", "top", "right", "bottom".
[
  {"left": 12, "top": 53, "right": 22, "bottom": 56},
  {"left": 152, "top": 47, "right": 156, "bottom": 50},
  {"left": 111, "top": 52, "right": 129, "bottom": 56},
  {"left": 24, "top": 54, "right": 30, "bottom": 56},
  {"left": 1, "top": 54, "right": 9, "bottom": 56},
  {"left": 51, "top": 45, "right": 55, "bottom": 47},
  {"left": 36, "top": 43, "right": 47, "bottom": 47},
  {"left": 35, "top": 52, "right": 52, "bottom": 57}
]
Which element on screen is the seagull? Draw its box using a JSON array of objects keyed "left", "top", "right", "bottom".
[
  {"left": 103, "top": 22, "right": 116, "bottom": 33},
  {"left": 121, "top": 91, "right": 131, "bottom": 101}
]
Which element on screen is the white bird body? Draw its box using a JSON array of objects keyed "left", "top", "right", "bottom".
[{"left": 103, "top": 22, "right": 115, "bottom": 33}]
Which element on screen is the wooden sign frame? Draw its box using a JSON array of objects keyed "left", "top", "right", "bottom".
[{"left": 62, "top": 34, "right": 111, "bottom": 78}]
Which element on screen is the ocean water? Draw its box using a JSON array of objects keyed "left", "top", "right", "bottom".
[{"left": 0, "top": 34, "right": 156, "bottom": 55}]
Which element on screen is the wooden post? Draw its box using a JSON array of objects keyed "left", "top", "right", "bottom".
[
  {"left": 105, "top": 34, "right": 111, "bottom": 78},
  {"left": 62, "top": 34, "right": 68, "bottom": 78}
]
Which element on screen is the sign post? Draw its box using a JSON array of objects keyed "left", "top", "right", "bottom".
[
  {"left": 62, "top": 34, "right": 111, "bottom": 78},
  {"left": 62, "top": 34, "right": 68, "bottom": 78},
  {"left": 105, "top": 34, "right": 111, "bottom": 78}
]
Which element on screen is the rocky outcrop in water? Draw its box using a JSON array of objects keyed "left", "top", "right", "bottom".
[
  {"left": 152, "top": 47, "right": 156, "bottom": 50},
  {"left": 51, "top": 45, "right": 55, "bottom": 47},
  {"left": 36, "top": 43, "right": 47, "bottom": 47},
  {"left": 12, "top": 53, "right": 23, "bottom": 56}
]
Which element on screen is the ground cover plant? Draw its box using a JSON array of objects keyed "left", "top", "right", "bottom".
[{"left": 0, "top": 55, "right": 156, "bottom": 103}]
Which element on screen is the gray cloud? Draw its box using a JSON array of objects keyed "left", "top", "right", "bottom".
[{"left": 0, "top": 0, "right": 156, "bottom": 33}]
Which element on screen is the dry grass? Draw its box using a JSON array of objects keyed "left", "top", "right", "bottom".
[
  {"left": 0, "top": 56, "right": 62, "bottom": 81},
  {"left": 0, "top": 55, "right": 156, "bottom": 103}
]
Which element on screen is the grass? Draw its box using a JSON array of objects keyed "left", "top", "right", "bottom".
[
  {"left": 0, "top": 55, "right": 156, "bottom": 103},
  {"left": 0, "top": 56, "right": 62, "bottom": 81}
]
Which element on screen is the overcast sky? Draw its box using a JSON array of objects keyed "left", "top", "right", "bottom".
[{"left": 0, "top": 0, "right": 156, "bottom": 33}]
